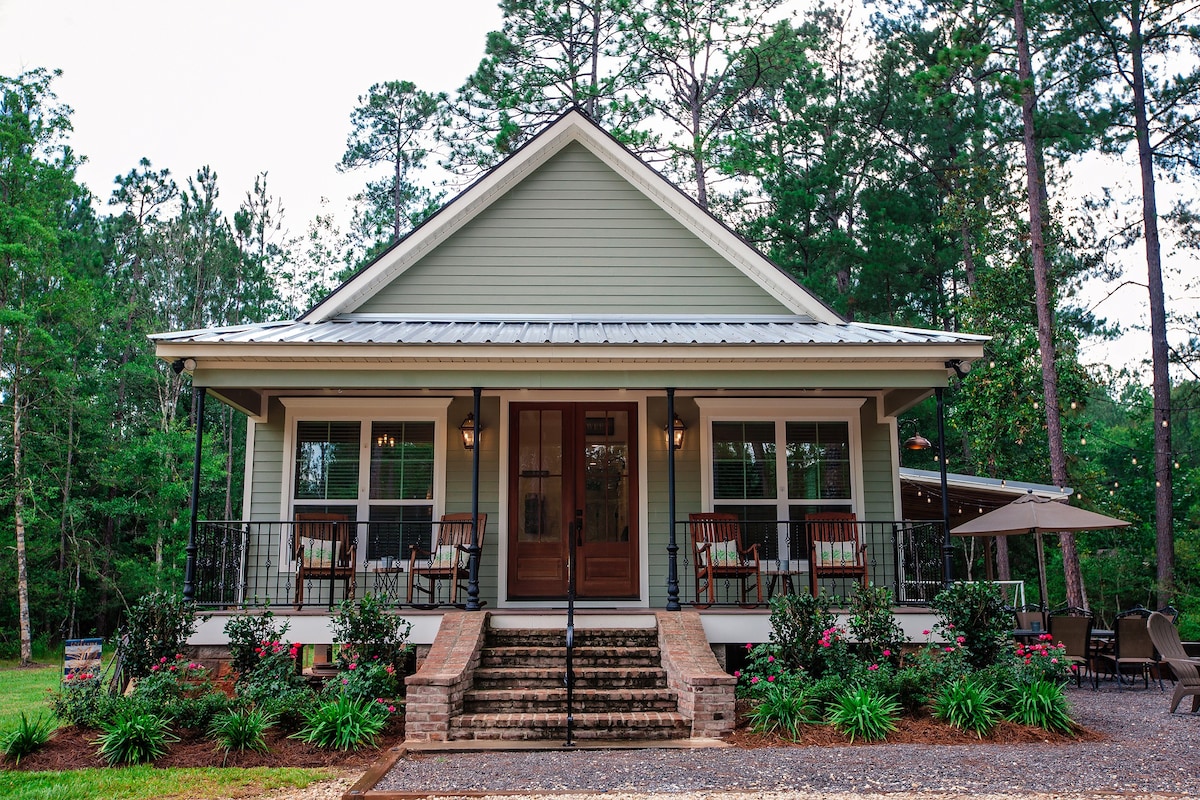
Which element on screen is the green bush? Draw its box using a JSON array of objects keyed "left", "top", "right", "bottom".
[
  {"left": 127, "top": 653, "right": 228, "bottom": 729},
  {"left": 1006, "top": 679, "right": 1074, "bottom": 733},
  {"left": 826, "top": 686, "right": 901, "bottom": 742},
  {"left": 224, "top": 609, "right": 290, "bottom": 679},
  {"left": 49, "top": 673, "right": 120, "bottom": 729},
  {"left": 766, "top": 592, "right": 838, "bottom": 676},
  {"left": 232, "top": 638, "right": 313, "bottom": 729},
  {"left": 931, "top": 582, "right": 1011, "bottom": 670},
  {"left": 1, "top": 712, "right": 55, "bottom": 765},
  {"left": 93, "top": 709, "right": 178, "bottom": 765},
  {"left": 330, "top": 659, "right": 400, "bottom": 704},
  {"left": 330, "top": 594, "right": 413, "bottom": 675},
  {"left": 746, "top": 683, "right": 818, "bottom": 739},
  {"left": 120, "top": 591, "right": 203, "bottom": 680},
  {"left": 208, "top": 707, "right": 275, "bottom": 756},
  {"left": 291, "top": 694, "right": 388, "bottom": 750},
  {"left": 933, "top": 676, "right": 1002, "bottom": 737},
  {"left": 847, "top": 584, "right": 904, "bottom": 663}
]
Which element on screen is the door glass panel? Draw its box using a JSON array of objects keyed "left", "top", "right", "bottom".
[
  {"left": 583, "top": 410, "right": 629, "bottom": 543},
  {"left": 518, "top": 409, "right": 562, "bottom": 544}
]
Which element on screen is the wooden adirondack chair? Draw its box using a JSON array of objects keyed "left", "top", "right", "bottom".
[
  {"left": 807, "top": 511, "right": 866, "bottom": 597},
  {"left": 688, "top": 512, "right": 762, "bottom": 606},
  {"left": 407, "top": 513, "right": 487, "bottom": 606},
  {"left": 293, "top": 512, "right": 356, "bottom": 608},
  {"left": 1147, "top": 611, "right": 1200, "bottom": 713}
]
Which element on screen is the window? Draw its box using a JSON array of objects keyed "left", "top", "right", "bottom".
[
  {"left": 282, "top": 399, "right": 449, "bottom": 567},
  {"left": 699, "top": 400, "right": 860, "bottom": 567}
]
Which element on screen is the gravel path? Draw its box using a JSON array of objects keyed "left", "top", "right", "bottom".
[{"left": 368, "top": 686, "right": 1199, "bottom": 798}]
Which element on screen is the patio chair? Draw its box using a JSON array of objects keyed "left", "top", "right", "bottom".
[
  {"left": 1147, "top": 611, "right": 1200, "bottom": 713},
  {"left": 406, "top": 513, "right": 487, "bottom": 606},
  {"left": 293, "top": 512, "right": 356, "bottom": 609},
  {"left": 1048, "top": 610, "right": 1095, "bottom": 688},
  {"left": 1096, "top": 607, "right": 1162, "bottom": 691},
  {"left": 807, "top": 511, "right": 866, "bottom": 597},
  {"left": 1014, "top": 604, "right": 1048, "bottom": 634},
  {"left": 688, "top": 512, "right": 762, "bottom": 606}
]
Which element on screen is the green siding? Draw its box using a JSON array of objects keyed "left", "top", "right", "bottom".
[
  {"left": 355, "top": 142, "right": 791, "bottom": 316},
  {"left": 443, "top": 396, "right": 501, "bottom": 606},
  {"left": 645, "top": 397, "right": 701, "bottom": 608},
  {"left": 859, "top": 399, "right": 899, "bottom": 593}
]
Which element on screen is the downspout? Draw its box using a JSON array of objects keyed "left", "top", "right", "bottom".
[{"left": 184, "top": 386, "right": 207, "bottom": 602}]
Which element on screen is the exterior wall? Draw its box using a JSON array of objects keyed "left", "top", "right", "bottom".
[
  {"left": 646, "top": 396, "right": 700, "bottom": 609},
  {"left": 444, "top": 395, "right": 501, "bottom": 606},
  {"left": 860, "top": 397, "right": 900, "bottom": 593},
  {"left": 355, "top": 142, "right": 791, "bottom": 316}
]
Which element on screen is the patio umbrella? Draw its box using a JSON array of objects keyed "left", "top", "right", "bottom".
[{"left": 950, "top": 493, "right": 1131, "bottom": 610}]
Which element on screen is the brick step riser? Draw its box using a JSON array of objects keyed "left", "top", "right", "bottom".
[
  {"left": 450, "top": 714, "right": 691, "bottom": 740},
  {"left": 485, "top": 631, "right": 658, "bottom": 649},
  {"left": 463, "top": 693, "right": 679, "bottom": 713},
  {"left": 473, "top": 676, "right": 668, "bottom": 690},
  {"left": 448, "top": 727, "right": 689, "bottom": 741},
  {"left": 479, "top": 654, "right": 661, "bottom": 669}
]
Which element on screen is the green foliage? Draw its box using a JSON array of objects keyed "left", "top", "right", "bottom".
[
  {"left": 734, "top": 643, "right": 806, "bottom": 699},
  {"left": 330, "top": 594, "right": 413, "bottom": 675},
  {"left": 746, "top": 683, "right": 819, "bottom": 739},
  {"left": 847, "top": 585, "right": 904, "bottom": 663},
  {"left": 232, "top": 640, "right": 312, "bottom": 729},
  {"left": 931, "top": 582, "right": 1012, "bottom": 670},
  {"left": 766, "top": 592, "right": 838, "bottom": 676},
  {"left": 93, "top": 709, "right": 178, "bottom": 765},
  {"left": 825, "top": 686, "right": 901, "bottom": 742},
  {"left": 224, "top": 610, "right": 289, "bottom": 679},
  {"left": 1011, "top": 635, "right": 1075, "bottom": 685},
  {"left": 933, "top": 676, "right": 1001, "bottom": 737},
  {"left": 1, "top": 712, "right": 54, "bottom": 765},
  {"left": 291, "top": 694, "right": 388, "bottom": 751},
  {"left": 330, "top": 659, "right": 400, "bottom": 705},
  {"left": 119, "top": 591, "right": 202, "bottom": 680},
  {"left": 49, "top": 673, "right": 119, "bottom": 729},
  {"left": 208, "top": 707, "right": 275, "bottom": 756},
  {"left": 1006, "top": 679, "right": 1074, "bottom": 733}
]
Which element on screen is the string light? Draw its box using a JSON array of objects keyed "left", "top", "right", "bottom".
[
  {"left": 1071, "top": 401, "right": 1077, "bottom": 410},
  {"left": 1080, "top": 437, "right": 1087, "bottom": 445},
  {"left": 1132, "top": 457, "right": 1137, "bottom": 465}
]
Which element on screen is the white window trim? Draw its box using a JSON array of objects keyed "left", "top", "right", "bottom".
[
  {"left": 278, "top": 397, "right": 452, "bottom": 570},
  {"left": 695, "top": 398, "right": 866, "bottom": 571}
]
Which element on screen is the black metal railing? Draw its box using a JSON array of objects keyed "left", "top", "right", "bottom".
[
  {"left": 192, "top": 518, "right": 481, "bottom": 609},
  {"left": 672, "top": 517, "right": 947, "bottom": 607}
]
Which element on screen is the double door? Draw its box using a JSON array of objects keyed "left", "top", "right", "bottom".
[{"left": 507, "top": 403, "right": 639, "bottom": 599}]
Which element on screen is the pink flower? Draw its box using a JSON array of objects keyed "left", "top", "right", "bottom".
[
  {"left": 944, "top": 647, "right": 955, "bottom": 653},
  {"left": 922, "top": 629, "right": 931, "bottom": 636},
  {"left": 767, "top": 655, "right": 775, "bottom": 663},
  {"left": 150, "top": 665, "right": 159, "bottom": 672},
  {"left": 820, "top": 641, "right": 831, "bottom": 648},
  {"left": 882, "top": 649, "right": 891, "bottom": 657},
  {"left": 388, "top": 705, "right": 396, "bottom": 713},
  {"left": 868, "top": 664, "right": 879, "bottom": 671},
  {"left": 767, "top": 675, "right": 775, "bottom": 682},
  {"left": 342, "top": 678, "right": 349, "bottom": 685},
  {"left": 349, "top": 663, "right": 358, "bottom": 670},
  {"left": 956, "top": 636, "right": 966, "bottom": 644},
  {"left": 733, "top": 670, "right": 741, "bottom": 678},
  {"left": 385, "top": 665, "right": 395, "bottom": 675},
  {"left": 947, "top": 625, "right": 955, "bottom": 630},
  {"left": 160, "top": 656, "right": 168, "bottom": 663},
  {"left": 1051, "top": 658, "right": 1059, "bottom": 664},
  {"left": 750, "top": 676, "right": 759, "bottom": 684},
  {"left": 746, "top": 643, "right": 753, "bottom": 650}
]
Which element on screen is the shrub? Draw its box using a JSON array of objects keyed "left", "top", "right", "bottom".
[
  {"left": 847, "top": 584, "right": 904, "bottom": 663},
  {"left": 330, "top": 594, "right": 413, "bottom": 674},
  {"left": 930, "top": 582, "right": 1011, "bottom": 671},
  {"left": 826, "top": 686, "right": 901, "bottom": 742},
  {"left": 330, "top": 658, "right": 400, "bottom": 704},
  {"left": 1012, "top": 634, "right": 1074, "bottom": 685},
  {"left": 120, "top": 591, "right": 203, "bottom": 680},
  {"left": 2, "top": 712, "right": 55, "bottom": 765},
  {"left": 234, "top": 639, "right": 313, "bottom": 730},
  {"left": 746, "top": 683, "right": 819, "bottom": 739},
  {"left": 292, "top": 694, "right": 388, "bottom": 750},
  {"left": 208, "top": 707, "right": 275, "bottom": 756},
  {"left": 933, "top": 676, "right": 1002, "bottom": 737},
  {"left": 1006, "top": 679, "right": 1074, "bottom": 733},
  {"left": 767, "top": 592, "right": 838, "bottom": 675},
  {"left": 50, "top": 672, "right": 120, "bottom": 729},
  {"left": 94, "top": 709, "right": 178, "bottom": 765},
  {"left": 225, "top": 609, "right": 290, "bottom": 679},
  {"left": 129, "top": 653, "right": 228, "bottom": 729}
]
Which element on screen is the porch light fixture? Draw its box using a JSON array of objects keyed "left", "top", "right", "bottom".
[
  {"left": 459, "top": 413, "right": 480, "bottom": 450},
  {"left": 171, "top": 357, "right": 197, "bottom": 375},
  {"left": 904, "top": 433, "right": 932, "bottom": 451},
  {"left": 668, "top": 413, "right": 686, "bottom": 450}
]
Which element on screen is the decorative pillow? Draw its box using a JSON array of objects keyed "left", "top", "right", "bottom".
[
  {"left": 300, "top": 536, "right": 333, "bottom": 569},
  {"left": 816, "top": 541, "right": 857, "bottom": 567},
  {"left": 431, "top": 544, "right": 465, "bottom": 569},
  {"left": 701, "top": 540, "right": 741, "bottom": 568}
]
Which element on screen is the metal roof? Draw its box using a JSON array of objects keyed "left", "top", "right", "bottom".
[{"left": 151, "top": 315, "right": 989, "bottom": 348}]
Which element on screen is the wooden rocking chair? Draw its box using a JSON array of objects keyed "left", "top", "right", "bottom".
[
  {"left": 688, "top": 512, "right": 762, "bottom": 606},
  {"left": 407, "top": 513, "right": 487, "bottom": 606},
  {"left": 807, "top": 511, "right": 866, "bottom": 596},
  {"left": 293, "top": 512, "right": 356, "bottom": 609}
]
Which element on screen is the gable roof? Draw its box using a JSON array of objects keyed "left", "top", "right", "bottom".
[{"left": 300, "top": 109, "right": 843, "bottom": 325}]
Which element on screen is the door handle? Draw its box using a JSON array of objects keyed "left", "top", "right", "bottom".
[{"left": 575, "top": 509, "right": 584, "bottom": 547}]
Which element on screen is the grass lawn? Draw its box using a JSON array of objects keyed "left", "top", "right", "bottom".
[
  {"left": 0, "top": 662, "right": 60, "bottom": 731},
  {"left": 0, "top": 766, "right": 337, "bottom": 800}
]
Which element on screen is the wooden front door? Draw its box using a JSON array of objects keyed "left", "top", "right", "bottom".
[{"left": 507, "top": 403, "right": 639, "bottom": 599}]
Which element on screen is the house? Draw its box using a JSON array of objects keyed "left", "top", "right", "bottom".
[{"left": 153, "top": 110, "right": 986, "bottom": 740}]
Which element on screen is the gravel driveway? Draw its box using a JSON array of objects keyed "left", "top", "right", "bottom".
[{"left": 368, "top": 686, "right": 1198, "bottom": 798}]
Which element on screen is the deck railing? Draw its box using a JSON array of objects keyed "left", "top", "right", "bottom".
[{"left": 192, "top": 516, "right": 948, "bottom": 610}]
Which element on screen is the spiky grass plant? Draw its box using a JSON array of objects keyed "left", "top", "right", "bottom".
[
  {"left": 291, "top": 694, "right": 387, "bottom": 751},
  {"left": 1006, "top": 679, "right": 1074, "bottom": 733},
  {"left": 208, "top": 707, "right": 275, "bottom": 757},
  {"left": 933, "top": 676, "right": 1001, "bottom": 737},
  {"left": 826, "top": 686, "right": 900, "bottom": 742},
  {"left": 746, "top": 683, "right": 819, "bottom": 739},
  {"left": 93, "top": 709, "right": 178, "bottom": 765},
  {"left": 1, "top": 712, "right": 55, "bottom": 765}
]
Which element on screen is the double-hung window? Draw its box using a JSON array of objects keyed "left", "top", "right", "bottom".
[
  {"left": 700, "top": 400, "right": 862, "bottom": 567},
  {"left": 282, "top": 399, "right": 449, "bottom": 567}
]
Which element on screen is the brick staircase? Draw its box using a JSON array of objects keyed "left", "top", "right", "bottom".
[
  {"left": 451, "top": 625, "right": 690, "bottom": 741},
  {"left": 404, "top": 611, "right": 736, "bottom": 743}
]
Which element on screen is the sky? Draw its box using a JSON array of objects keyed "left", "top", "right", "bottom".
[
  {"left": 0, "top": 1, "right": 1185, "bottom": 377},
  {"left": 0, "top": 0, "right": 502, "bottom": 229}
]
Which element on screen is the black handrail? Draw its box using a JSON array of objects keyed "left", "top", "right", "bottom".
[{"left": 564, "top": 508, "right": 580, "bottom": 747}]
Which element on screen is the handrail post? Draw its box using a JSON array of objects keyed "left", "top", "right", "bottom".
[{"left": 564, "top": 508, "right": 580, "bottom": 747}]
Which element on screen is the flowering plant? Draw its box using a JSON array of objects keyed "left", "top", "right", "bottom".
[
  {"left": 50, "top": 671, "right": 113, "bottom": 728},
  {"left": 330, "top": 652, "right": 400, "bottom": 704},
  {"left": 735, "top": 643, "right": 802, "bottom": 699},
  {"left": 136, "top": 654, "right": 212, "bottom": 704},
  {"left": 1012, "top": 634, "right": 1073, "bottom": 684},
  {"left": 235, "top": 638, "right": 311, "bottom": 721}
]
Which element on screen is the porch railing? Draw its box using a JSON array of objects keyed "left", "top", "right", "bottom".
[
  {"left": 191, "top": 519, "right": 478, "bottom": 610},
  {"left": 672, "top": 517, "right": 947, "bottom": 607}
]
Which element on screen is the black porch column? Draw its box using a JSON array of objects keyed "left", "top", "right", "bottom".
[
  {"left": 184, "top": 386, "right": 207, "bottom": 603},
  {"left": 666, "top": 388, "right": 681, "bottom": 611},
  {"left": 937, "top": 386, "right": 954, "bottom": 588},
  {"left": 466, "top": 387, "right": 483, "bottom": 610}
]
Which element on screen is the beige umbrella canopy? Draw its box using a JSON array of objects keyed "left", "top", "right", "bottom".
[{"left": 950, "top": 493, "right": 1131, "bottom": 609}]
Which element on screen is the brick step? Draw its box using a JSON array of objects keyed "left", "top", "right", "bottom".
[
  {"left": 463, "top": 687, "right": 679, "bottom": 714},
  {"left": 449, "top": 711, "right": 691, "bottom": 741},
  {"left": 471, "top": 666, "right": 668, "bottom": 690},
  {"left": 485, "top": 628, "right": 658, "bottom": 649},
  {"left": 479, "top": 646, "right": 661, "bottom": 668}
]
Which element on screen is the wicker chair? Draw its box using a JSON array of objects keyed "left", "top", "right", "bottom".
[{"left": 1147, "top": 611, "right": 1200, "bottom": 713}]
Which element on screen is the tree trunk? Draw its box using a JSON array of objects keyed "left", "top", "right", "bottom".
[
  {"left": 1128, "top": 6, "right": 1174, "bottom": 607},
  {"left": 12, "top": 340, "right": 33, "bottom": 665},
  {"left": 1013, "top": 0, "right": 1084, "bottom": 608}
]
